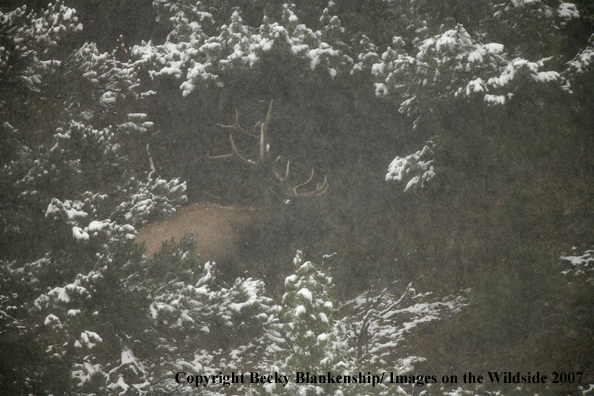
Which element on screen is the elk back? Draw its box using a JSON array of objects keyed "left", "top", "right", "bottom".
[
  {"left": 135, "top": 201, "right": 328, "bottom": 281},
  {"left": 135, "top": 204, "right": 267, "bottom": 266}
]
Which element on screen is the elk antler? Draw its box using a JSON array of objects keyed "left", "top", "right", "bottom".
[
  {"left": 209, "top": 100, "right": 328, "bottom": 197},
  {"left": 208, "top": 100, "right": 273, "bottom": 164},
  {"left": 273, "top": 158, "right": 329, "bottom": 197}
]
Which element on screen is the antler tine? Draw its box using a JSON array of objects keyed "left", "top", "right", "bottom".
[
  {"left": 207, "top": 134, "right": 256, "bottom": 165},
  {"left": 229, "top": 134, "right": 256, "bottom": 164},
  {"left": 215, "top": 108, "right": 259, "bottom": 139},
  {"left": 285, "top": 159, "right": 290, "bottom": 181},
  {"left": 313, "top": 176, "right": 329, "bottom": 196},
  {"left": 297, "top": 176, "right": 329, "bottom": 196},
  {"left": 207, "top": 152, "right": 235, "bottom": 160},
  {"left": 260, "top": 100, "right": 273, "bottom": 160},
  {"left": 284, "top": 165, "right": 329, "bottom": 197},
  {"left": 293, "top": 168, "right": 316, "bottom": 191}
]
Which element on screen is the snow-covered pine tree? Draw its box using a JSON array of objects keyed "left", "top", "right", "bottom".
[{"left": 0, "top": 2, "right": 186, "bottom": 393}]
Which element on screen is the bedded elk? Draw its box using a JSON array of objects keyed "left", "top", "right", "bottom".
[{"left": 135, "top": 100, "right": 328, "bottom": 274}]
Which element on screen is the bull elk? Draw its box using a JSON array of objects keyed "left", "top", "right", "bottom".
[{"left": 135, "top": 100, "right": 328, "bottom": 274}]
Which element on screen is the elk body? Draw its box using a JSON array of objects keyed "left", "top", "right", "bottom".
[
  {"left": 135, "top": 101, "right": 327, "bottom": 275},
  {"left": 135, "top": 203, "right": 268, "bottom": 264}
]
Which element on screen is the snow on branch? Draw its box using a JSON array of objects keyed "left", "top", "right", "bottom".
[
  {"left": 386, "top": 144, "right": 436, "bottom": 192},
  {"left": 565, "top": 34, "right": 594, "bottom": 76},
  {"left": 131, "top": 5, "right": 350, "bottom": 95},
  {"left": 371, "top": 23, "right": 565, "bottom": 118},
  {"left": 0, "top": 1, "right": 82, "bottom": 91}
]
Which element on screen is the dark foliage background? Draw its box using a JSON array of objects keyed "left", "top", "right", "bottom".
[{"left": 1, "top": 0, "right": 593, "bottom": 394}]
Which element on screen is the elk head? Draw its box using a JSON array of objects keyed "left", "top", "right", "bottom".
[
  {"left": 207, "top": 100, "right": 328, "bottom": 200},
  {"left": 136, "top": 101, "right": 329, "bottom": 281}
]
